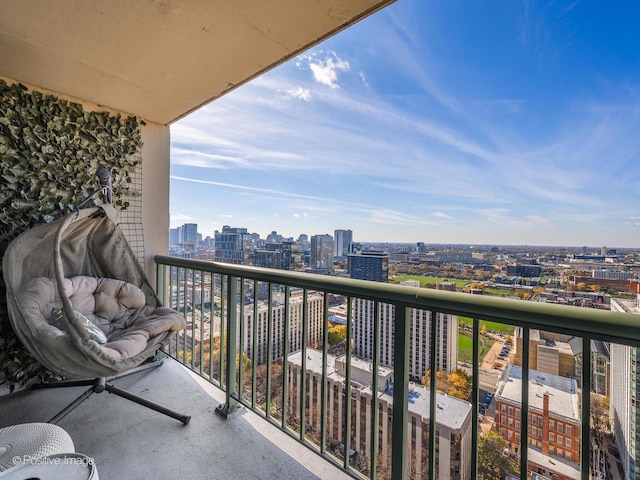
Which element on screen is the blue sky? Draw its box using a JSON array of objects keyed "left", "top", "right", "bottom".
[{"left": 170, "top": 1, "right": 640, "bottom": 248}]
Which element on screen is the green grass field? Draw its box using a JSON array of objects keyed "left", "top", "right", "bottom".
[
  {"left": 482, "top": 287, "right": 510, "bottom": 297},
  {"left": 392, "top": 275, "right": 469, "bottom": 289},
  {"left": 458, "top": 331, "right": 494, "bottom": 363},
  {"left": 458, "top": 316, "right": 515, "bottom": 335}
]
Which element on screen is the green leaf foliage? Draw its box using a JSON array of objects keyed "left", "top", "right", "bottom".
[{"left": 0, "top": 79, "right": 143, "bottom": 386}]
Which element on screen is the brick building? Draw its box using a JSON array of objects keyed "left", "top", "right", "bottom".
[{"left": 495, "top": 366, "right": 581, "bottom": 480}]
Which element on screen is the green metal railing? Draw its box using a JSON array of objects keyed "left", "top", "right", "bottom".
[{"left": 155, "top": 255, "right": 640, "bottom": 480}]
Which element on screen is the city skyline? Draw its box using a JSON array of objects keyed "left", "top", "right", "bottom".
[{"left": 169, "top": 1, "right": 640, "bottom": 248}]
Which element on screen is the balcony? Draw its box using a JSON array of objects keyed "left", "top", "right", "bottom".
[{"left": 1, "top": 256, "right": 637, "bottom": 479}]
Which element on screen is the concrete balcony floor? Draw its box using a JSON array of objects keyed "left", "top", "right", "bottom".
[{"left": 0, "top": 357, "right": 351, "bottom": 480}]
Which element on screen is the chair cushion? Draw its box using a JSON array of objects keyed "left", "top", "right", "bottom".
[
  {"left": 63, "top": 276, "right": 147, "bottom": 327},
  {"left": 60, "top": 276, "right": 186, "bottom": 358},
  {"left": 22, "top": 276, "right": 186, "bottom": 360}
]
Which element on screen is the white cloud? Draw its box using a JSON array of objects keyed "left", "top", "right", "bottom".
[
  {"left": 433, "top": 212, "right": 453, "bottom": 219},
  {"left": 283, "top": 86, "right": 311, "bottom": 101},
  {"left": 303, "top": 52, "right": 350, "bottom": 89}
]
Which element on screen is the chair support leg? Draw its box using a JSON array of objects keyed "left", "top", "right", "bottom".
[
  {"left": 104, "top": 383, "right": 191, "bottom": 425},
  {"left": 48, "top": 379, "right": 104, "bottom": 424},
  {"left": 35, "top": 362, "right": 190, "bottom": 425}
]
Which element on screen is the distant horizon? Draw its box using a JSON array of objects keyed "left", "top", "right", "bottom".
[
  {"left": 170, "top": 1, "right": 640, "bottom": 248},
  {"left": 172, "top": 224, "right": 638, "bottom": 251}
]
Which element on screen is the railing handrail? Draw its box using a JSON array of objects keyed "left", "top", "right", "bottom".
[{"left": 155, "top": 255, "right": 640, "bottom": 346}]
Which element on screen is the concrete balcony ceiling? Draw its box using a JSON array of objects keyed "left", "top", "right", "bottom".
[{"left": 0, "top": 0, "right": 394, "bottom": 125}]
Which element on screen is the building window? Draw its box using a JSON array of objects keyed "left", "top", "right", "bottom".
[
  {"left": 515, "top": 408, "right": 520, "bottom": 419},
  {"left": 566, "top": 425, "right": 572, "bottom": 436},
  {"left": 550, "top": 433, "right": 555, "bottom": 443},
  {"left": 550, "top": 420, "right": 555, "bottom": 430},
  {"left": 508, "top": 406, "right": 514, "bottom": 416},
  {"left": 557, "top": 423, "right": 564, "bottom": 434},
  {"left": 566, "top": 438, "right": 571, "bottom": 448},
  {"left": 565, "top": 451, "right": 572, "bottom": 460}
]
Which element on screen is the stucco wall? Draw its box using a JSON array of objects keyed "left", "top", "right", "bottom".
[{"left": 141, "top": 123, "right": 170, "bottom": 283}]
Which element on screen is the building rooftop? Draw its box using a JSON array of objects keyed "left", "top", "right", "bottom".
[
  {"left": 495, "top": 365, "right": 579, "bottom": 422},
  {"left": 528, "top": 447, "right": 580, "bottom": 480},
  {"left": 381, "top": 384, "right": 471, "bottom": 432},
  {"left": 288, "top": 349, "right": 471, "bottom": 432}
]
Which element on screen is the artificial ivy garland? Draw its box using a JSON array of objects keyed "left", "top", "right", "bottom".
[{"left": 0, "top": 79, "right": 143, "bottom": 387}]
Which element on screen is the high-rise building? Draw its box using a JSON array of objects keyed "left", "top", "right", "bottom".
[
  {"left": 334, "top": 229, "right": 353, "bottom": 259},
  {"left": 349, "top": 254, "right": 456, "bottom": 377},
  {"left": 181, "top": 223, "right": 199, "bottom": 250},
  {"left": 353, "top": 301, "right": 458, "bottom": 377},
  {"left": 348, "top": 251, "right": 388, "bottom": 283},
  {"left": 266, "top": 231, "right": 282, "bottom": 244},
  {"left": 252, "top": 241, "right": 303, "bottom": 271},
  {"left": 287, "top": 349, "right": 472, "bottom": 480},
  {"left": 309, "top": 234, "right": 334, "bottom": 273},
  {"left": 243, "top": 292, "right": 324, "bottom": 364},
  {"left": 610, "top": 295, "right": 640, "bottom": 479},
  {"left": 169, "top": 228, "right": 180, "bottom": 246},
  {"left": 297, "top": 234, "right": 309, "bottom": 252},
  {"left": 214, "top": 226, "right": 252, "bottom": 264}
]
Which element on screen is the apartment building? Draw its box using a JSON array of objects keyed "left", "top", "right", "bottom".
[
  {"left": 610, "top": 295, "right": 640, "bottom": 479},
  {"left": 214, "top": 225, "right": 253, "bottom": 264},
  {"left": 334, "top": 229, "right": 353, "bottom": 259},
  {"left": 243, "top": 292, "right": 324, "bottom": 364},
  {"left": 353, "top": 299, "right": 458, "bottom": 377},
  {"left": 309, "top": 234, "right": 334, "bottom": 273},
  {"left": 287, "top": 349, "right": 472, "bottom": 480}
]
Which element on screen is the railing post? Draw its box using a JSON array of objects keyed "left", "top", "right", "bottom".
[
  {"left": 470, "top": 317, "right": 480, "bottom": 479},
  {"left": 428, "top": 309, "right": 438, "bottom": 480},
  {"left": 216, "top": 275, "right": 240, "bottom": 418},
  {"left": 520, "top": 327, "right": 530, "bottom": 479},
  {"left": 391, "top": 304, "right": 409, "bottom": 479},
  {"left": 581, "top": 336, "right": 591, "bottom": 480}
]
